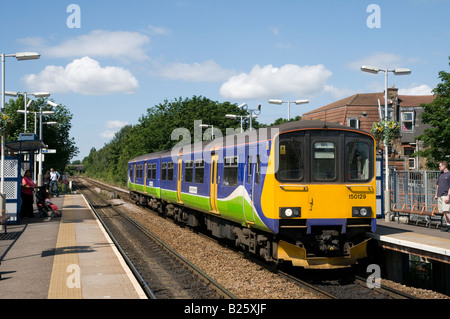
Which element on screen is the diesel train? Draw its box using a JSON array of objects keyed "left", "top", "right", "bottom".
[{"left": 128, "top": 120, "right": 376, "bottom": 269}]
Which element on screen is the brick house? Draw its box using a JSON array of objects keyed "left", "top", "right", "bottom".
[{"left": 301, "top": 87, "right": 435, "bottom": 170}]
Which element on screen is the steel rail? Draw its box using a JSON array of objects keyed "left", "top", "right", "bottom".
[{"left": 75, "top": 178, "right": 237, "bottom": 299}]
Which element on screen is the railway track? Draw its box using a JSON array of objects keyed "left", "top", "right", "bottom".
[
  {"left": 75, "top": 176, "right": 418, "bottom": 300},
  {"left": 73, "top": 177, "right": 236, "bottom": 299}
]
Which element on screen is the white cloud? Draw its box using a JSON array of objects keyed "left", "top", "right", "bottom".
[
  {"left": 348, "top": 52, "right": 409, "bottom": 70},
  {"left": 19, "top": 30, "right": 150, "bottom": 62},
  {"left": 348, "top": 52, "right": 421, "bottom": 70},
  {"left": 105, "top": 120, "right": 129, "bottom": 129},
  {"left": 148, "top": 25, "right": 171, "bottom": 35},
  {"left": 399, "top": 84, "right": 433, "bottom": 95},
  {"left": 159, "top": 60, "right": 236, "bottom": 82},
  {"left": 219, "top": 64, "right": 333, "bottom": 100},
  {"left": 100, "top": 130, "right": 117, "bottom": 139},
  {"left": 100, "top": 120, "right": 129, "bottom": 139},
  {"left": 23, "top": 57, "right": 139, "bottom": 95}
]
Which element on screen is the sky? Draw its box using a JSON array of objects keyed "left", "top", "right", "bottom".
[{"left": 1, "top": 0, "right": 449, "bottom": 162}]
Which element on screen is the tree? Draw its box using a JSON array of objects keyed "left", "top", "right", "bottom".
[
  {"left": 4, "top": 95, "right": 79, "bottom": 171},
  {"left": 83, "top": 96, "right": 260, "bottom": 186},
  {"left": 415, "top": 57, "right": 450, "bottom": 168}
]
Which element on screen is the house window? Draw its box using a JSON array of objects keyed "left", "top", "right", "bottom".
[
  {"left": 347, "top": 117, "right": 359, "bottom": 128},
  {"left": 409, "top": 157, "right": 416, "bottom": 170},
  {"left": 401, "top": 111, "right": 415, "bottom": 131}
]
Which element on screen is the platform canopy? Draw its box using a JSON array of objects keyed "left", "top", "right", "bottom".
[{"left": 5, "top": 133, "right": 46, "bottom": 152}]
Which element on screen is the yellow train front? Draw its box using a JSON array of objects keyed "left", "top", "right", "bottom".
[{"left": 263, "top": 120, "right": 376, "bottom": 269}]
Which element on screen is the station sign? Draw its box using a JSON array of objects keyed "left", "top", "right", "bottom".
[{"left": 42, "top": 148, "right": 57, "bottom": 154}]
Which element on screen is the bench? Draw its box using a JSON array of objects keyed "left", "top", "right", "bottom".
[{"left": 391, "top": 203, "right": 443, "bottom": 228}]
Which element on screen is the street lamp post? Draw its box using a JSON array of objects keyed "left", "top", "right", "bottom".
[
  {"left": 268, "top": 99, "right": 309, "bottom": 120},
  {"left": 360, "top": 65, "right": 411, "bottom": 219},
  {"left": 1, "top": 52, "right": 40, "bottom": 226},
  {"left": 225, "top": 114, "right": 258, "bottom": 133},
  {"left": 6, "top": 91, "right": 50, "bottom": 132},
  {"left": 36, "top": 101, "right": 58, "bottom": 186},
  {"left": 199, "top": 124, "right": 214, "bottom": 140},
  {"left": 237, "top": 103, "right": 261, "bottom": 131}
]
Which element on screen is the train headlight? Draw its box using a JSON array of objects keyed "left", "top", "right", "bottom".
[
  {"left": 360, "top": 208, "right": 368, "bottom": 216},
  {"left": 352, "top": 207, "right": 372, "bottom": 217},
  {"left": 280, "top": 207, "right": 301, "bottom": 218}
]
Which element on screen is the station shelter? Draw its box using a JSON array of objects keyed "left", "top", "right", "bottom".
[{"left": 2, "top": 133, "right": 45, "bottom": 224}]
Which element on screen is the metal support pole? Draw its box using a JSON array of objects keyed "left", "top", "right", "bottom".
[{"left": 384, "top": 70, "right": 391, "bottom": 218}]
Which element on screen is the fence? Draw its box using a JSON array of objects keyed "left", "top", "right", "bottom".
[{"left": 389, "top": 169, "right": 444, "bottom": 227}]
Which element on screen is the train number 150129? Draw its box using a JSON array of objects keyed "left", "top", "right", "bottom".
[{"left": 349, "top": 194, "right": 367, "bottom": 199}]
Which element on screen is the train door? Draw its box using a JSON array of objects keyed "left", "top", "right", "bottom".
[
  {"left": 210, "top": 153, "right": 219, "bottom": 213},
  {"left": 132, "top": 163, "right": 136, "bottom": 190},
  {"left": 144, "top": 162, "right": 147, "bottom": 193},
  {"left": 177, "top": 158, "right": 183, "bottom": 204},
  {"left": 244, "top": 155, "right": 255, "bottom": 223}
]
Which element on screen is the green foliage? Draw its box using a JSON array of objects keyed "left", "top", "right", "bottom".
[
  {"left": 82, "top": 96, "right": 261, "bottom": 186},
  {"left": 370, "top": 120, "right": 401, "bottom": 147},
  {"left": 415, "top": 57, "right": 450, "bottom": 168},
  {"left": 4, "top": 95, "right": 78, "bottom": 171}
]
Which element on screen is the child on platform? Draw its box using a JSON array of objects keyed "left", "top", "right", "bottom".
[{"left": 45, "top": 193, "right": 61, "bottom": 217}]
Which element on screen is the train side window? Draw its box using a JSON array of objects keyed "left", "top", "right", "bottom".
[
  {"left": 161, "top": 162, "right": 167, "bottom": 181},
  {"left": 195, "top": 159, "right": 204, "bottom": 184},
  {"left": 255, "top": 155, "right": 261, "bottom": 184},
  {"left": 152, "top": 163, "right": 157, "bottom": 180},
  {"left": 224, "top": 156, "right": 238, "bottom": 186},
  {"left": 346, "top": 141, "right": 370, "bottom": 181},
  {"left": 147, "top": 163, "right": 152, "bottom": 180},
  {"left": 129, "top": 167, "right": 133, "bottom": 180},
  {"left": 185, "top": 161, "right": 193, "bottom": 183},
  {"left": 247, "top": 156, "right": 252, "bottom": 184},
  {"left": 167, "top": 162, "right": 174, "bottom": 181},
  {"left": 313, "top": 142, "right": 336, "bottom": 180},
  {"left": 277, "top": 138, "right": 303, "bottom": 181},
  {"left": 137, "top": 164, "right": 143, "bottom": 178}
]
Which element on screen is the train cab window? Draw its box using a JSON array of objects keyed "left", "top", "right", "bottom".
[
  {"left": 161, "top": 162, "right": 167, "bottom": 181},
  {"left": 195, "top": 160, "right": 205, "bottom": 184},
  {"left": 346, "top": 141, "right": 370, "bottom": 181},
  {"left": 277, "top": 138, "right": 303, "bottom": 181},
  {"left": 185, "top": 161, "right": 193, "bottom": 183},
  {"left": 224, "top": 156, "right": 238, "bottom": 186},
  {"left": 167, "top": 162, "right": 174, "bottom": 181},
  {"left": 313, "top": 142, "right": 336, "bottom": 180}
]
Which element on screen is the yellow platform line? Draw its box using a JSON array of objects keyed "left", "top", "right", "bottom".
[{"left": 48, "top": 195, "right": 83, "bottom": 299}]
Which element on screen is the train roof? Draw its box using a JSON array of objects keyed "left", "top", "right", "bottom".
[{"left": 128, "top": 119, "right": 372, "bottom": 163}]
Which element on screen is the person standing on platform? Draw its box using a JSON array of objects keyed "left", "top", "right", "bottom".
[
  {"left": 20, "top": 170, "right": 37, "bottom": 218},
  {"left": 434, "top": 161, "right": 450, "bottom": 232},
  {"left": 49, "top": 168, "right": 60, "bottom": 197}
]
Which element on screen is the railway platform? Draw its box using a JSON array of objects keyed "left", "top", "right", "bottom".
[
  {"left": 371, "top": 218, "right": 450, "bottom": 264},
  {"left": 0, "top": 193, "right": 147, "bottom": 299},
  {"left": 370, "top": 218, "right": 450, "bottom": 295}
]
